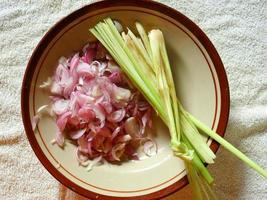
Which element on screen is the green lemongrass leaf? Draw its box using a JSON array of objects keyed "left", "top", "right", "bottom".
[
  {"left": 186, "top": 160, "right": 217, "bottom": 200},
  {"left": 181, "top": 112, "right": 216, "bottom": 164},
  {"left": 193, "top": 152, "right": 214, "bottom": 184},
  {"left": 198, "top": 174, "right": 217, "bottom": 200},
  {"left": 135, "top": 22, "right": 153, "bottom": 61},
  {"left": 127, "top": 28, "right": 155, "bottom": 73},
  {"left": 123, "top": 32, "right": 156, "bottom": 85},
  {"left": 149, "top": 29, "right": 197, "bottom": 162},
  {"left": 183, "top": 135, "right": 214, "bottom": 184},
  {"left": 156, "top": 29, "right": 181, "bottom": 141},
  {"left": 186, "top": 161, "right": 204, "bottom": 200},
  {"left": 150, "top": 28, "right": 178, "bottom": 144},
  {"left": 158, "top": 66, "right": 179, "bottom": 145},
  {"left": 148, "top": 30, "right": 181, "bottom": 143},
  {"left": 104, "top": 18, "right": 166, "bottom": 119},
  {"left": 189, "top": 113, "right": 267, "bottom": 178},
  {"left": 148, "top": 30, "right": 163, "bottom": 91}
]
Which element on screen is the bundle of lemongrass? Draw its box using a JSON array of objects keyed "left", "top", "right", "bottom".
[{"left": 90, "top": 18, "right": 267, "bottom": 199}]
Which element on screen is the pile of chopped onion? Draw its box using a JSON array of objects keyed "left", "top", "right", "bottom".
[{"left": 34, "top": 42, "right": 156, "bottom": 165}]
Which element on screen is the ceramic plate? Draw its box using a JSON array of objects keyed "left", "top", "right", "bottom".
[{"left": 21, "top": 1, "right": 230, "bottom": 199}]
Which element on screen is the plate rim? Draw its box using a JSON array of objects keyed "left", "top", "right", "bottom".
[{"left": 21, "top": 0, "right": 230, "bottom": 199}]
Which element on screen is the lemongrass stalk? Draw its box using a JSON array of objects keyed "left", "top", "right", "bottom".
[
  {"left": 135, "top": 22, "right": 153, "bottom": 61},
  {"left": 155, "top": 29, "right": 181, "bottom": 141},
  {"left": 189, "top": 113, "right": 267, "bottom": 178},
  {"left": 193, "top": 153, "right": 214, "bottom": 184},
  {"left": 150, "top": 29, "right": 215, "bottom": 163},
  {"left": 198, "top": 173, "right": 217, "bottom": 200},
  {"left": 181, "top": 112, "right": 216, "bottom": 164},
  {"left": 186, "top": 158, "right": 217, "bottom": 200},
  {"left": 90, "top": 18, "right": 267, "bottom": 179},
  {"left": 181, "top": 117, "right": 215, "bottom": 164},
  {"left": 149, "top": 29, "right": 199, "bottom": 162},
  {"left": 158, "top": 66, "right": 179, "bottom": 145},
  {"left": 91, "top": 19, "right": 217, "bottom": 199},
  {"left": 185, "top": 161, "right": 204, "bottom": 200},
  {"left": 149, "top": 30, "right": 163, "bottom": 91},
  {"left": 122, "top": 32, "right": 156, "bottom": 85},
  {"left": 149, "top": 29, "right": 180, "bottom": 145},
  {"left": 127, "top": 28, "right": 154, "bottom": 73},
  {"left": 103, "top": 19, "right": 166, "bottom": 118},
  {"left": 183, "top": 135, "right": 214, "bottom": 184}
]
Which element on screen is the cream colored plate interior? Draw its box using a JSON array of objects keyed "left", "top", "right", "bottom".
[{"left": 29, "top": 7, "right": 221, "bottom": 197}]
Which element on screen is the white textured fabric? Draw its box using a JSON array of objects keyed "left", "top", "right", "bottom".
[{"left": 0, "top": 0, "right": 266, "bottom": 199}]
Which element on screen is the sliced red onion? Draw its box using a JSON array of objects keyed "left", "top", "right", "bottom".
[
  {"left": 125, "top": 145, "right": 139, "bottom": 160},
  {"left": 99, "top": 62, "right": 107, "bottom": 74},
  {"left": 112, "top": 85, "right": 131, "bottom": 103},
  {"left": 68, "top": 116, "right": 80, "bottom": 127},
  {"left": 106, "top": 54, "right": 113, "bottom": 61},
  {"left": 52, "top": 99, "right": 69, "bottom": 115},
  {"left": 37, "top": 41, "right": 155, "bottom": 166},
  {"left": 111, "top": 126, "right": 121, "bottom": 140},
  {"left": 117, "top": 134, "right": 132, "bottom": 143},
  {"left": 40, "top": 77, "right": 52, "bottom": 89},
  {"left": 143, "top": 139, "right": 158, "bottom": 157},
  {"left": 92, "top": 135, "right": 105, "bottom": 152},
  {"left": 90, "top": 61, "right": 101, "bottom": 74},
  {"left": 76, "top": 148, "right": 89, "bottom": 165},
  {"left": 87, "top": 131, "right": 97, "bottom": 142},
  {"left": 76, "top": 62, "right": 95, "bottom": 78},
  {"left": 63, "top": 77, "right": 77, "bottom": 98},
  {"left": 58, "top": 56, "right": 68, "bottom": 68},
  {"left": 76, "top": 92, "right": 94, "bottom": 107},
  {"left": 124, "top": 117, "right": 141, "bottom": 138},
  {"left": 50, "top": 82, "right": 63, "bottom": 95},
  {"left": 57, "top": 63, "right": 70, "bottom": 83},
  {"left": 78, "top": 77, "right": 84, "bottom": 86},
  {"left": 69, "top": 53, "right": 80, "bottom": 75},
  {"left": 96, "top": 43, "right": 107, "bottom": 59},
  {"left": 99, "top": 101, "right": 113, "bottom": 114},
  {"left": 31, "top": 115, "right": 40, "bottom": 131},
  {"left": 78, "top": 106, "right": 95, "bottom": 122},
  {"left": 107, "top": 108, "right": 126, "bottom": 123},
  {"left": 109, "top": 71, "right": 122, "bottom": 84},
  {"left": 98, "top": 127, "right": 112, "bottom": 138},
  {"left": 106, "top": 61, "right": 120, "bottom": 73},
  {"left": 86, "top": 156, "right": 102, "bottom": 172},
  {"left": 91, "top": 84, "right": 102, "bottom": 97},
  {"left": 78, "top": 135, "right": 88, "bottom": 153},
  {"left": 141, "top": 108, "right": 152, "bottom": 134},
  {"left": 103, "top": 138, "right": 112, "bottom": 153},
  {"left": 55, "top": 128, "right": 64, "bottom": 147},
  {"left": 138, "top": 101, "right": 150, "bottom": 111},
  {"left": 37, "top": 104, "right": 54, "bottom": 117},
  {"left": 82, "top": 47, "right": 96, "bottom": 64},
  {"left": 93, "top": 105, "right": 105, "bottom": 126},
  {"left": 111, "top": 143, "right": 126, "bottom": 161},
  {"left": 56, "top": 111, "right": 71, "bottom": 131},
  {"left": 87, "top": 141, "right": 93, "bottom": 157},
  {"left": 69, "top": 128, "right": 86, "bottom": 140},
  {"left": 97, "top": 90, "right": 112, "bottom": 114}
]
